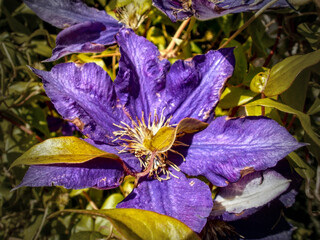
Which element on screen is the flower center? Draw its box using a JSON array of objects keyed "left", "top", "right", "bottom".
[{"left": 113, "top": 109, "right": 185, "bottom": 181}]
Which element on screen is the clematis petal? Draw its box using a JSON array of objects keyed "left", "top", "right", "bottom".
[
  {"left": 114, "top": 28, "right": 171, "bottom": 119},
  {"left": 174, "top": 116, "right": 304, "bottom": 186},
  {"left": 115, "top": 28, "right": 234, "bottom": 122},
  {"left": 30, "top": 62, "right": 128, "bottom": 143},
  {"left": 117, "top": 171, "right": 213, "bottom": 233},
  {"left": 45, "top": 21, "right": 122, "bottom": 62},
  {"left": 163, "top": 48, "right": 234, "bottom": 123},
  {"left": 209, "top": 160, "right": 299, "bottom": 238},
  {"left": 84, "top": 139, "right": 142, "bottom": 172},
  {"left": 15, "top": 158, "right": 124, "bottom": 190},
  {"left": 153, "top": 0, "right": 290, "bottom": 22},
  {"left": 210, "top": 169, "right": 292, "bottom": 221},
  {"left": 23, "top": 0, "right": 121, "bottom": 29}
]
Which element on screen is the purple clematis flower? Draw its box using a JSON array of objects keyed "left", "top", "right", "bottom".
[
  {"left": 23, "top": 0, "right": 123, "bottom": 61},
  {"left": 153, "top": 0, "right": 291, "bottom": 22},
  {"left": 16, "top": 28, "right": 303, "bottom": 232}
]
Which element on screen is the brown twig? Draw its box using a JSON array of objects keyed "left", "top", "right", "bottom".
[
  {"left": 229, "top": 106, "right": 240, "bottom": 117},
  {"left": 82, "top": 191, "right": 98, "bottom": 210},
  {"left": 161, "top": 18, "right": 191, "bottom": 58},
  {"left": 286, "top": 115, "right": 296, "bottom": 131},
  {"left": 282, "top": 113, "right": 288, "bottom": 126},
  {"left": 91, "top": 52, "right": 121, "bottom": 58},
  {"left": 263, "top": 24, "right": 282, "bottom": 67},
  {"left": 0, "top": 112, "right": 43, "bottom": 142}
]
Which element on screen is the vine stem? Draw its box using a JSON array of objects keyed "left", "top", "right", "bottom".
[
  {"left": 219, "top": 0, "right": 280, "bottom": 49},
  {"left": 82, "top": 191, "right": 98, "bottom": 210},
  {"left": 162, "top": 18, "right": 191, "bottom": 58},
  {"left": 91, "top": 52, "right": 121, "bottom": 58},
  {"left": 263, "top": 21, "right": 282, "bottom": 67},
  {"left": 0, "top": 112, "right": 43, "bottom": 142},
  {"left": 34, "top": 206, "right": 49, "bottom": 240}
]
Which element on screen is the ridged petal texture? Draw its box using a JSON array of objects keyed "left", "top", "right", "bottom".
[
  {"left": 30, "top": 63, "right": 129, "bottom": 143},
  {"left": 16, "top": 158, "right": 124, "bottom": 190},
  {"left": 115, "top": 29, "right": 235, "bottom": 123},
  {"left": 173, "top": 116, "right": 304, "bottom": 186}
]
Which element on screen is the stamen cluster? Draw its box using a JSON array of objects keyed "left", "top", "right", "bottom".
[{"left": 113, "top": 109, "right": 184, "bottom": 181}]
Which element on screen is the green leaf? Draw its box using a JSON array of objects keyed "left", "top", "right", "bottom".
[
  {"left": 218, "top": 86, "right": 258, "bottom": 109},
  {"left": 101, "top": 193, "right": 124, "bottom": 209},
  {"left": 10, "top": 136, "right": 120, "bottom": 169},
  {"left": 220, "top": 39, "right": 247, "bottom": 84},
  {"left": 307, "top": 98, "right": 320, "bottom": 115},
  {"left": 305, "top": 133, "right": 320, "bottom": 164},
  {"left": 287, "top": 152, "right": 315, "bottom": 180},
  {"left": 25, "top": 106, "right": 50, "bottom": 137},
  {"left": 280, "top": 70, "right": 310, "bottom": 111},
  {"left": 246, "top": 98, "right": 320, "bottom": 147},
  {"left": 8, "top": 81, "right": 42, "bottom": 94},
  {"left": 297, "top": 22, "right": 320, "bottom": 51},
  {"left": 95, "top": 193, "right": 125, "bottom": 236},
  {"left": 264, "top": 49, "right": 320, "bottom": 97},
  {"left": 246, "top": 14, "right": 273, "bottom": 56},
  {"left": 3, "top": 6, "right": 30, "bottom": 34},
  {"left": 244, "top": 95, "right": 283, "bottom": 124},
  {"left": 31, "top": 40, "right": 53, "bottom": 58},
  {"left": 51, "top": 209, "right": 200, "bottom": 240}
]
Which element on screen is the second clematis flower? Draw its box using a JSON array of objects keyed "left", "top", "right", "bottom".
[
  {"left": 153, "top": 0, "right": 291, "bottom": 22},
  {"left": 23, "top": 0, "right": 123, "bottom": 61},
  {"left": 13, "top": 28, "right": 303, "bottom": 233}
]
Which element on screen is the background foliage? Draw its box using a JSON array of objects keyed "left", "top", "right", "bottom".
[{"left": 1, "top": 0, "right": 320, "bottom": 239}]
